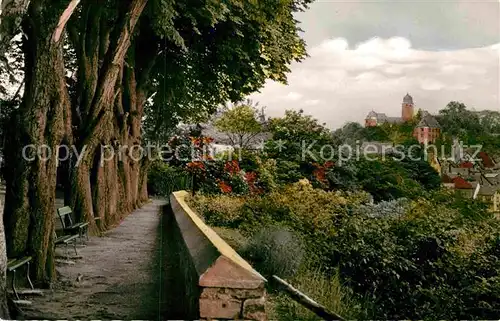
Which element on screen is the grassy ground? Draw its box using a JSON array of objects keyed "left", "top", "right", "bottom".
[
  {"left": 266, "top": 267, "right": 369, "bottom": 320},
  {"left": 212, "top": 226, "right": 368, "bottom": 320}
]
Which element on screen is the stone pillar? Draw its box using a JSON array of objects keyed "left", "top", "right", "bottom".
[
  {"left": 170, "top": 191, "right": 267, "bottom": 320},
  {"left": 200, "top": 287, "right": 266, "bottom": 321}
]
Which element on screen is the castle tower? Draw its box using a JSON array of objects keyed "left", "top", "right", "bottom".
[
  {"left": 365, "top": 110, "right": 378, "bottom": 127},
  {"left": 402, "top": 93, "right": 414, "bottom": 122}
]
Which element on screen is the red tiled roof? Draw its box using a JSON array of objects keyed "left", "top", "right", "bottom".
[
  {"left": 459, "top": 162, "right": 474, "bottom": 168},
  {"left": 478, "top": 151, "right": 495, "bottom": 168},
  {"left": 453, "top": 176, "right": 473, "bottom": 189}
]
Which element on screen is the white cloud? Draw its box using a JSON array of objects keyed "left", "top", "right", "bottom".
[
  {"left": 304, "top": 99, "right": 320, "bottom": 106},
  {"left": 249, "top": 37, "right": 500, "bottom": 129},
  {"left": 420, "top": 79, "right": 445, "bottom": 91},
  {"left": 284, "top": 92, "right": 303, "bottom": 101}
]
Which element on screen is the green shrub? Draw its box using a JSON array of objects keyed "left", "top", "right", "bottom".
[
  {"left": 241, "top": 226, "right": 304, "bottom": 279},
  {"left": 238, "top": 181, "right": 370, "bottom": 266},
  {"left": 147, "top": 161, "right": 192, "bottom": 196},
  {"left": 211, "top": 227, "right": 248, "bottom": 252},
  {"left": 188, "top": 193, "right": 246, "bottom": 228},
  {"left": 331, "top": 195, "right": 500, "bottom": 319},
  {"left": 237, "top": 149, "right": 260, "bottom": 172},
  {"left": 275, "top": 160, "right": 304, "bottom": 184},
  {"left": 190, "top": 180, "right": 370, "bottom": 264},
  {"left": 255, "top": 157, "right": 278, "bottom": 192}
]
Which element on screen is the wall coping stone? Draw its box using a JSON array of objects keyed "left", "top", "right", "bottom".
[{"left": 170, "top": 191, "right": 266, "bottom": 289}]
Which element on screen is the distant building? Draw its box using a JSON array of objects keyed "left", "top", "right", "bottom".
[
  {"left": 401, "top": 93, "right": 415, "bottom": 123},
  {"left": 364, "top": 93, "right": 441, "bottom": 144},
  {"left": 475, "top": 184, "right": 500, "bottom": 213},
  {"left": 441, "top": 151, "right": 500, "bottom": 214},
  {"left": 364, "top": 111, "right": 403, "bottom": 127},
  {"left": 478, "top": 151, "right": 496, "bottom": 168},
  {"left": 413, "top": 110, "right": 441, "bottom": 144},
  {"left": 364, "top": 93, "right": 414, "bottom": 127}
]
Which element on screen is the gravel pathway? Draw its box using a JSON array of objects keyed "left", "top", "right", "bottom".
[{"left": 20, "top": 199, "right": 169, "bottom": 320}]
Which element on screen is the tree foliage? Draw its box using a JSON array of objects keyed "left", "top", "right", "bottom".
[
  {"left": 266, "top": 109, "right": 332, "bottom": 159},
  {"left": 214, "top": 100, "right": 264, "bottom": 148},
  {"left": 263, "top": 109, "right": 334, "bottom": 184},
  {"left": 143, "top": 0, "right": 312, "bottom": 142},
  {"left": 437, "top": 101, "right": 500, "bottom": 154},
  {"left": 331, "top": 122, "right": 365, "bottom": 146}
]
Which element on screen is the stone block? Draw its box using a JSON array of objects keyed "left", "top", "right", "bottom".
[
  {"left": 200, "top": 297, "right": 242, "bottom": 319},
  {"left": 243, "top": 297, "right": 266, "bottom": 321},
  {"left": 201, "top": 287, "right": 265, "bottom": 300},
  {"left": 227, "top": 287, "right": 265, "bottom": 299},
  {"left": 200, "top": 287, "right": 225, "bottom": 299}
]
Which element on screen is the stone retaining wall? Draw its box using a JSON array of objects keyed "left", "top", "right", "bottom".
[{"left": 167, "top": 191, "right": 267, "bottom": 320}]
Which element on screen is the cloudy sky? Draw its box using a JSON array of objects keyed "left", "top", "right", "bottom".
[{"left": 249, "top": 0, "right": 500, "bottom": 130}]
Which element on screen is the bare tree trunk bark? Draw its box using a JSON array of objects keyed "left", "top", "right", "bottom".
[
  {"left": 0, "top": 199, "right": 10, "bottom": 318},
  {"left": 3, "top": 0, "right": 73, "bottom": 286},
  {"left": 68, "top": 0, "right": 148, "bottom": 231}
]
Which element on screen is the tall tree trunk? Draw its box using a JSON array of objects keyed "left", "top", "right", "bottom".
[
  {"left": 86, "top": 59, "right": 150, "bottom": 229},
  {"left": 3, "top": 0, "right": 73, "bottom": 286},
  {"left": 0, "top": 200, "right": 10, "bottom": 318},
  {"left": 68, "top": 0, "right": 148, "bottom": 231}
]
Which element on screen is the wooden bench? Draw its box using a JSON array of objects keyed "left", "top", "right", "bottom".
[
  {"left": 57, "top": 206, "right": 89, "bottom": 244},
  {"left": 7, "top": 256, "right": 34, "bottom": 300},
  {"left": 54, "top": 231, "right": 79, "bottom": 257}
]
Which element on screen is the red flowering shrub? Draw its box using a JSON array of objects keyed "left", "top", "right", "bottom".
[
  {"left": 244, "top": 171, "right": 263, "bottom": 194},
  {"left": 224, "top": 160, "right": 241, "bottom": 176},
  {"left": 217, "top": 179, "right": 233, "bottom": 193}
]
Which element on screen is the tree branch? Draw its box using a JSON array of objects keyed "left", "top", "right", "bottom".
[
  {"left": 87, "top": 0, "right": 148, "bottom": 123},
  {"left": 10, "top": 76, "right": 24, "bottom": 102},
  {"left": 242, "top": 132, "right": 261, "bottom": 149},
  {"left": 0, "top": 0, "right": 30, "bottom": 57},
  {"left": 52, "top": 0, "right": 81, "bottom": 43}
]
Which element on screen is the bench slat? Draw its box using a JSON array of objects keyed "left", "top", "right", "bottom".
[
  {"left": 7, "top": 256, "right": 32, "bottom": 271},
  {"left": 7, "top": 259, "right": 19, "bottom": 271},
  {"left": 57, "top": 206, "right": 72, "bottom": 217},
  {"left": 55, "top": 234, "right": 78, "bottom": 244},
  {"left": 66, "top": 222, "right": 89, "bottom": 229}
]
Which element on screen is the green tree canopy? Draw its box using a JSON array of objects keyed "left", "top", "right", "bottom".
[
  {"left": 214, "top": 100, "right": 264, "bottom": 148},
  {"left": 438, "top": 101, "right": 500, "bottom": 153}
]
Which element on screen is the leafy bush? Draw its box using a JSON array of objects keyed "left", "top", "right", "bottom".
[
  {"left": 185, "top": 159, "right": 271, "bottom": 196},
  {"left": 147, "top": 161, "right": 192, "bottom": 196},
  {"left": 254, "top": 157, "right": 279, "bottom": 192},
  {"left": 211, "top": 227, "right": 248, "bottom": 252},
  {"left": 191, "top": 180, "right": 370, "bottom": 267},
  {"left": 274, "top": 160, "right": 304, "bottom": 184},
  {"left": 190, "top": 185, "right": 500, "bottom": 319},
  {"left": 188, "top": 193, "right": 246, "bottom": 228},
  {"left": 331, "top": 193, "right": 500, "bottom": 319},
  {"left": 241, "top": 226, "right": 304, "bottom": 279},
  {"left": 237, "top": 149, "right": 260, "bottom": 172}
]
